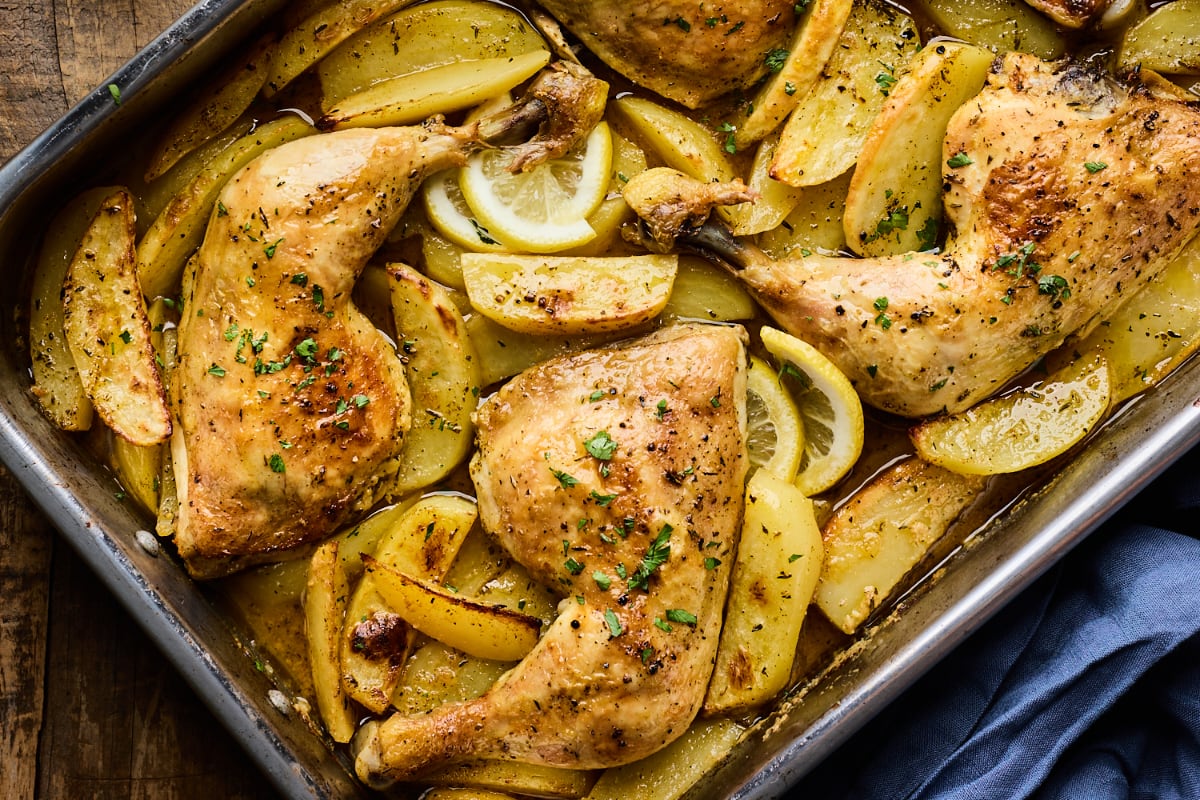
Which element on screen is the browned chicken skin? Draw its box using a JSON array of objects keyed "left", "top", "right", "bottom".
[
  {"left": 1024, "top": 0, "right": 1111, "bottom": 29},
  {"left": 625, "top": 54, "right": 1200, "bottom": 418},
  {"left": 172, "top": 66, "right": 609, "bottom": 578},
  {"left": 537, "top": 0, "right": 797, "bottom": 108},
  {"left": 354, "top": 323, "right": 748, "bottom": 786}
]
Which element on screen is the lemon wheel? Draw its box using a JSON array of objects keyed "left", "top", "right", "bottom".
[
  {"left": 422, "top": 168, "right": 511, "bottom": 252},
  {"left": 459, "top": 121, "right": 613, "bottom": 253},
  {"left": 760, "top": 326, "right": 865, "bottom": 496},
  {"left": 745, "top": 355, "right": 805, "bottom": 482}
]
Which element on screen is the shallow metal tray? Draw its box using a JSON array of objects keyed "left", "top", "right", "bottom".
[{"left": 1, "top": 2, "right": 1198, "bottom": 798}]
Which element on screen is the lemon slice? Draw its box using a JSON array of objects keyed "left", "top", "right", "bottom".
[
  {"left": 760, "top": 326, "right": 865, "bottom": 496},
  {"left": 460, "top": 121, "right": 613, "bottom": 253},
  {"left": 910, "top": 354, "right": 1112, "bottom": 475},
  {"left": 422, "top": 169, "right": 511, "bottom": 252},
  {"left": 745, "top": 355, "right": 805, "bottom": 482}
]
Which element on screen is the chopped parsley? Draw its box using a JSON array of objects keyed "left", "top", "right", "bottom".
[
  {"left": 584, "top": 430, "right": 618, "bottom": 461},
  {"left": 604, "top": 608, "right": 624, "bottom": 638},
  {"left": 666, "top": 608, "right": 698, "bottom": 626},
  {"left": 947, "top": 152, "right": 973, "bottom": 168},
  {"left": 550, "top": 467, "right": 579, "bottom": 489},
  {"left": 764, "top": 48, "right": 790, "bottom": 73},
  {"left": 1084, "top": 161, "right": 1108, "bottom": 173},
  {"left": 629, "top": 524, "right": 673, "bottom": 591},
  {"left": 1037, "top": 274, "right": 1071, "bottom": 302},
  {"left": 268, "top": 453, "right": 286, "bottom": 473}
]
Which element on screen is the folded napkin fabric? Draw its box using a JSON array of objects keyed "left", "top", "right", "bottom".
[{"left": 789, "top": 443, "right": 1200, "bottom": 800}]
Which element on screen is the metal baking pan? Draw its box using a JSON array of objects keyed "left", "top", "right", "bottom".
[{"left": 1, "top": 2, "right": 1198, "bottom": 798}]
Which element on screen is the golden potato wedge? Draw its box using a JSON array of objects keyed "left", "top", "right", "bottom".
[
  {"left": 426, "top": 759, "right": 597, "bottom": 799},
  {"left": 1118, "top": 0, "right": 1200, "bottom": 75},
  {"left": 317, "top": 50, "right": 550, "bottom": 131},
  {"left": 342, "top": 494, "right": 476, "bottom": 713},
  {"left": 757, "top": 171, "right": 853, "bottom": 259},
  {"left": 611, "top": 95, "right": 738, "bottom": 184},
  {"left": 391, "top": 639, "right": 512, "bottom": 715},
  {"left": 815, "top": 458, "right": 985, "bottom": 634},
  {"left": 262, "top": 0, "right": 417, "bottom": 97},
  {"left": 305, "top": 540, "right": 357, "bottom": 743},
  {"left": 424, "top": 788, "right": 521, "bottom": 800},
  {"left": 29, "top": 186, "right": 115, "bottom": 432},
  {"left": 143, "top": 33, "right": 274, "bottom": 181},
  {"left": 704, "top": 469, "right": 823, "bottom": 715},
  {"left": 364, "top": 554, "right": 541, "bottom": 662},
  {"left": 911, "top": 354, "right": 1112, "bottom": 476},
  {"left": 660, "top": 256, "right": 757, "bottom": 322},
  {"left": 316, "top": 0, "right": 547, "bottom": 106},
  {"left": 923, "top": 0, "right": 1066, "bottom": 59},
  {"left": 137, "top": 115, "right": 314, "bottom": 300},
  {"left": 385, "top": 263, "right": 481, "bottom": 495},
  {"left": 733, "top": 0, "right": 855, "bottom": 148},
  {"left": 1057, "top": 235, "right": 1200, "bottom": 403},
  {"left": 726, "top": 132, "right": 805, "bottom": 237},
  {"left": 463, "top": 313, "right": 624, "bottom": 387},
  {"left": 584, "top": 718, "right": 745, "bottom": 800},
  {"left": 771, "top": 0, "right": 920, "bottom": 187},
  {"left": 461, "top": 253, "right": 677, "bottom": 335},
  {"left": 62, "top": 188, "right": 170, "bottom": 446},
  {"left": 843, "top": 41, "right": 993, "bottom": 257}
]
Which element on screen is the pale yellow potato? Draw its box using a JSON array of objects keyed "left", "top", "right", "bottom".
[
  {"left": 815, "top": 458, "right": 985, "bottom": 634},
  {"left": 317, "top": 50, "right": 550, "bottom": 131},
  {"left": 341, "top": 494, "right": 477, "bottom": 713},
  {"left": 911, "top": 355, "right": 1112, "bottom": 476},
  {"left": 844, "top": 41, "right": 993, "bottom": 257},
  {"left": 383, "top": 263, "right": 481, "bottom": 495},
  {"left": 757, "top": 170, "right": 853, "bottom": 258},
  {"left": 424, "top": 788, "right": 521, "bottom": 800},
  {"left": 584, "top": 718, "right": 745, "bottom": 800},
  {"left": 154, "top": 318, "right": 179, "bottom": 539},
  {"left": 771, "top": 0, "right": 920, "bottom": 188},
  {"left": 62, "top": 188, "right": 170, "bottom": 447},
  {"left": 1118, "top": 0, "right": 1200, "bottom": 75},
  {"left": 1055, "top": 235, "right": 1200, "bottom": 403},
  {"left": 923, "top": 0, "right": 1066, "bottom": 59},
  {"left": 364, "top": 554, "right": 541, "bottom": 662},
  {"left": 461, "top": 253, "right": 677, "bottom": 335},
  {"left": 144, "top": 33, "right": 274, "bottom": 181},
  {"left": 463, "top": 313, "right": 626, "bottom": 387},
  {"left": 726, "top": 131, "right": 805, "bottom": 236},
  {"left": 390, "top": 638, "right": 512, "bottom": 715},
  {"left": 29, "top": 186, "right": 116, "bottom": 432},
  {"left": 660, "top": 256, "right": 757, "bottom": 322},
  {"left": 305, "top": 540, "right": 357, "bottom": 743},
  {"left": 136, "top": 115, "right": 314, "bottom": 300},
  {"left": 733, "top": 0, "right": 856, "bottom": 148},
  {"left": 611, "top": 95, "right": 738, "bottom": 184},
  {"left": 704, "top": 469, "right": 823, "bottom": 715},
  {"left": 425, "top": 759, "right": 598, "bottom": 799},
  {"left": 262, "top": 0, "right": 417, "bottom": 97},
  {"left": 316, "top": 0, "right": 547, "bottom": 106}
]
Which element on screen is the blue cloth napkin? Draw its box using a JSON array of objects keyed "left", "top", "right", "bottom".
[{"left": 790, "top": 443, "right": 1200, "bottom": 800}]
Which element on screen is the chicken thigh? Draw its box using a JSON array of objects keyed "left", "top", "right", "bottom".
[
  {"left": 625, "top": 54, "right": 1200, "bottom": 418},
  {"left": 537, "top": 0, "right": 796, "bottom": 108},
  {"left": 172, "top": 65, "right": 608, "bottom": 578},
  {"left": 354, "top": 322, "right": 748, "bottom": 786}
]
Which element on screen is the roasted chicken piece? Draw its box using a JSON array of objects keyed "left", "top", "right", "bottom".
[
  {"left": 625, "top": 54, "right": 1200, "bottom": 418},
  {"left": 354, "top": 322, "right": 748, "bottom": 786},
  {"left": 1024, "top": 0, "right": 1111, "bottom": 29},
  {"left": 536, "top": 0, "right": 796, "bottom": 108},
  {"left": 172, "top": 65, "right": 608, "bottom": 578}
]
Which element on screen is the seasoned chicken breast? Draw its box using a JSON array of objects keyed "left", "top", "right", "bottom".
[
  {"left": 354, "top": 322, "right": 748, "bottom": 785},
  {"left": 625, "top": 54, "right": 1200, "bottom": 417}
]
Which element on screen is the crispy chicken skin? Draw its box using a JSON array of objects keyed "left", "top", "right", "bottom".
[
  {"left": 171, "top": 123, "right": 477, "bottom": 578},
  {"left": 626, "top": 54, "right": 1200, "bottom": 418},
  {"left": 537, "top": 0, "right": 796, "bottom": 108},
  {"left": 354, "top": 323, "right": 748, "bottom": 786}
]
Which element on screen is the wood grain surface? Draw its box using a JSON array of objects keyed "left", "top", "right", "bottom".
[{"left": 0, "top": 2, "right": 280, "bottom": 797}]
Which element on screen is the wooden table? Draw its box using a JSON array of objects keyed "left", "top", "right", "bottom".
[{"left": 0, "top": 2, "right": 279, "bottom": 797}]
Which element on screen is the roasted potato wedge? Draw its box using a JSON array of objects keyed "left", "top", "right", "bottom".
[
  {"left": 771, "top": 0, "right": 920, "bottom": 188},
  {"left": 383, "top": 264, "right": 480, "bottom": 495},
  {"left": 843, "top": 41, "right": 993, "bottom": 256},
  {"left": 756, "top": 171, "right": 853, "bottom": 259},
  {"left": 727, "top": 132, "right": 805, "bottom": 237},
  {"left": 364, "top": 554, "right": 541, "bottom": 662},
  {"left": 733, "top": 0, "right": 855, "bottom": 148},
  {"left": 29, "top": 186, "right": 115, "bottom": 431},
  {"left": 583, "top": 718, "right": 745, "bottom": 800},
  {"left": 611, "top": 95, "right": 738, "bottom": 184},
  {"left": 815, "top": 458, "right": 985, "bottom": 634},
  {"left": 1118, "top": 0, "right": 1200, "bottom": 75},
  {"left": 463, "top": 314, "right": 624, "bottom": 387},
  {"left": 660, "top": 256, "right": 757, "bottom": 322},
  {"left": 137, "top": 115, "right": 314, "bottom": 300},
  {"left": 390, "top": 638, "right": 512, "bottom": 715},
  {"left": 316, "top": 0, "right": 547, "bottom": 106},
  {"left": 923, "top": 0, "right": 1066, "bottom": 58},
  {"left": 704, "top": 469, "right": 823, "bottom": 714},
  {"left": 425, "top": 760, "right": 597, "bottom": 799},
  {"left": 317, "top": 50, "right": 550, "bottom": 131},
  {"left": 62, "top": 188, "right": 170, "bottom": 446},
  {"left": 911, "top": 354, "right": 1112, "bottom": 476},
  {"left": 461, "top": 253, "right": 677, "bottom": 335},
  {"left": 305, "top": 541, "right": 357, "bottom": 743},
  {"left": 144, "top": 33, "right": 274, "bottom": 181}
]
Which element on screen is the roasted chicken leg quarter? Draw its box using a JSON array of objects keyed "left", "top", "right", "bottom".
[
  {"left": 626, "top": 54, "right": 1200, "bottom": 418},
  {"left": 354, "top": 322, "right": 749, "bottom": 785}
]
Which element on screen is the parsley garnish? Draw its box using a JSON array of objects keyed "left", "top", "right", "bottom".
[
  {"left": 666, "top": 608, "right": 698, "bottom": 626},
  {"left": 947, "top": 152, "right": 973, "bottom": 168},
  {"left": 268, "top": 453, "right": 286, "bottom": 473},
  {"left": 1084, "top": 161, "right": 1108, "bottom": 173},
  {"left": 1037, "top": 274, "right": 1071, "bottom": 302},
  {"left": 629, "top": 524, "right": 673, "bottom": 591},
  {"left": 593, "top": 571, "right": 612, "bottom": 591},
  {"left": 584, "top": 430, "right": 618, "bottom": 461},
  {"left": 604, "top": 608, "right": 623, "bottom": 638},
  {"left": 764, "top": 48, "right": 790, "bottom": 73},
  {"left": 207, "top": 363, "right": 227, "bottom": 377},
  {"left": 551, "top": 467, "right": 579, "bottom": 489}
]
